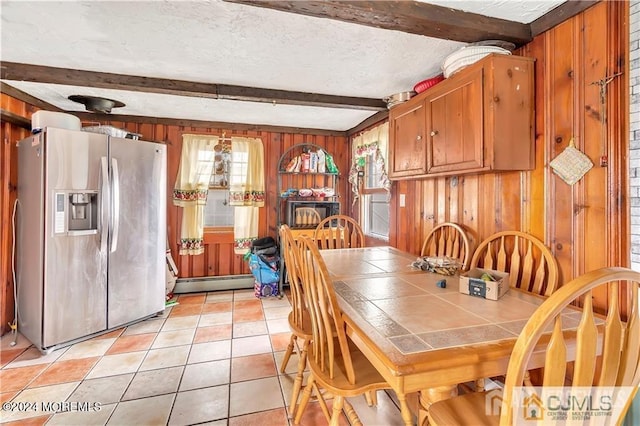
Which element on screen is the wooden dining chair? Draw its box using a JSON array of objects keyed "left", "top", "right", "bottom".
[
  {"left": 470, "top": 230, "right": 558, "bottom": 297},
  {"left": 429, "top": 267, "right": 640, "bottom": 426},
  {"left": 294, "top": 235, "right": 409, "bottom": 426},
  {"left": 469, "top": 231, "right": 559, "bottom": 391},
  {"left": 420, "top": 222, "right": 473, "bottom": 271},
  {"left": 294, "top": 207, "right": 322, "bottom": 227},
  {"left": 313, "top": 214, "right": 365, "bottom": 250},
  {"left": 278, "top": 225, "right": 325, "bottom": 420}
]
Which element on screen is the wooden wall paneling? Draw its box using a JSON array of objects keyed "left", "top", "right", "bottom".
[
  {"left": 581, "top": 4, "right": 611, "bottom": 310},
  {"left": 392, "top": 179, "right": 407, "bottom": 251},
  {"left": 605, "top": 0, "right": 630, "bottom": 314},
  {"left": 449, "top": 175, "right": 462, "bottom": 224},
  {"left": 404, "top": 179, "right": 424, "bottom": 255},
  {"left": 206, "top": 243, "right": 220, "bottom": 276},
  {"left": 1, "top": 123, "right": 23, "bottom": 336},
  {"left": 0, "top": 94, "right": 30, "bottom": 335},
  {"left": 420, "top": 177, "right": 435, "bottom": 247},
  {"left": 388, "top": 180, "right": 397, "bottom": 247},
  {"left": 0, "top": 123, "right": 11, "bottom": 336},
  {"left": 520, "top": 38, "right": 548, "bottom": 242},
  {"left": 165, "top": 125, "right": 181, "bottom": 263},
  {"left": 261, "top": 131, "right": 273, "bottom": 236},
  {"left": 415, "top": 180, "right": 427, "bottom": 255},
  {"left": 1, "top": 93, "right": 31, "bottom": 335},
  {"left": 435, "top": 177, "right": 447, "bottom": 223},
  {"left": 192, "top": 243, "right": 207, "bottom": 277},
  {"left": 265, "top": 132, "right": 278, "bottom": 238},
  {"left": 498, "top": 172, "right": 525, "bottom": 232},
  {"left": 204, "top": 233, "right": 235, "bottom": 276},
  {"left": 475, "top": 174, "right": 496, "bottom": 244},
  {"left": 546, "top": 19, "right": 577, "bottom": 288},
  {"left": 138, "top": 123, "right": 155, "bottom": 141},
  {"left": 401, "top": 179, "right": 415, "bottom": 253},
  {"left": 459, "top": 175, "right": 479, "bottom": 247}
]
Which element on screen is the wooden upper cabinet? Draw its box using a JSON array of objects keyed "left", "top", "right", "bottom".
[
  {"left": 388, "top": 100, "right": 427, "bottom": 178},
  {"left": 388, "top": 53, "right": 535, "bottom": 180},
  {"left": 427, "top": 68, "right": 484, "bottom": 174}
]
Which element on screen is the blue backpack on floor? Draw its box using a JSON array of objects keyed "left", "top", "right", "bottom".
[
  {"left": 248, "top": 253, "right": 279, "bottom": 285},
  {"left": 247, "top": 236, "right": 280, "bottom": 296}
]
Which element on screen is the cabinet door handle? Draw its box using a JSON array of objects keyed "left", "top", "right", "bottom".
[
  {"left": 430, "top": 130, "right": 439, "bottom": 137},
  {"left": 416, "top": 135, "right": 422, "bottom": 141}
]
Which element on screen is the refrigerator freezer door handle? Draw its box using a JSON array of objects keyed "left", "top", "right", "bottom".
[
  {"left": 111, "top": 158, "right": 120, "bottom": 253},
  {"left": 100, "top": 156, "right": 108, "bottom": 253}
]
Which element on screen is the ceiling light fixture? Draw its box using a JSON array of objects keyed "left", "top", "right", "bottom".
[{"left": 68, "top": 95, "right": 125, "bottom": 113}]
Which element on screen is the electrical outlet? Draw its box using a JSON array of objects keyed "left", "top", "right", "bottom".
[{"left": 399, "top": 194, "right": 406, "bottom": 207}]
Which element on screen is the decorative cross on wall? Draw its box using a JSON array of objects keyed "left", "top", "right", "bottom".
[{"left": 590, "top": 72, "right": 622, "bottom": 167}]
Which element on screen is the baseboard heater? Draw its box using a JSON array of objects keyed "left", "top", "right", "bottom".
[{"left": 174, "top": 274, "right": 255, "bottom": 293}]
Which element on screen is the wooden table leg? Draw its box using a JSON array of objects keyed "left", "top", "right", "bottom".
[
  {"left": 418, "top": 385, "right": 458, "bottom": 426},
  {"left": 396, "top": 393, "right": 414, "bottom": 426}
]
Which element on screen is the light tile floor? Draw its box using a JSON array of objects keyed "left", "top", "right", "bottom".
[{"left": 0, "top": 289, "right": 406, "bottom": 426}]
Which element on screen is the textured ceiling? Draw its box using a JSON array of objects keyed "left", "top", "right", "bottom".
[{"left": 0, "top": 0, "right": 564, "bottom": 132}]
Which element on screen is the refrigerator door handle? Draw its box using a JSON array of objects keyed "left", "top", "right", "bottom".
[
  {"left": 111, "top": 158, "right": 120, "bottom": 253},
  {"left": 100, "top": 156, "right": 109, "bottom": 253}
]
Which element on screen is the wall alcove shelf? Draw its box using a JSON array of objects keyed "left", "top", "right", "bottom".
[{"left": 277, "top": 143, "right": 340, "bottom": 240}]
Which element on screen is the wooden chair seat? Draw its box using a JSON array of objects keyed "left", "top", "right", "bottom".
[
  {"left": 429, "top": 391, "right": 499, "bottom": 426},
  {"left": 306, "top": 339, "right": 390, "bottom": 396},
  {"left": 285, "top": 309, "right": 312, "bottom": 342},
  {"left": 429, "top": 267, "right": 640, "bottom": 426}
]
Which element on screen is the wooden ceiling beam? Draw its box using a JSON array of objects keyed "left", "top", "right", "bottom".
[
  {"left": 73, "top": 112, "right": 348, "bottom": 137},
  {"left": 224, "top": 0, "right": 533, "bottom": 45},
  {"left": 0, "top": 62, "right": 387, "bottom": 111},
  {"left": 530, "top": 1, "right": 600, "bottom": 37}
]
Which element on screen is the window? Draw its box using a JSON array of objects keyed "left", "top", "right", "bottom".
[
  {"left": 351, "top": 122, "right": 391, "bottom": 241},
  {"left": 361, "top": 154, "right": 390, "bottom": 240},
  {"left": 230, "top": 150, "right": 248, "bottom": 187},
  {"left": 204, "top": 190, "right": 234, "bottom": 227},
  {"left": 203, "top": 141, "right": 257, "bottom": 229},
  {"left": 205, "top": 143, "right": 233, "bottom": 228}
]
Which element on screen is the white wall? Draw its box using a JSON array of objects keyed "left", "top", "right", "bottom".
[
  {"left": 631, "top": 0, "right": 640, "bottom": 271},
  {"left": 627, "top": 2, "right": 640, "bottom": 423}
]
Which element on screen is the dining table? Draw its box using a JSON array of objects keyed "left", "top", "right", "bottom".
[{"left": 318, "top": 246, "right": 590, "bottom": 426}]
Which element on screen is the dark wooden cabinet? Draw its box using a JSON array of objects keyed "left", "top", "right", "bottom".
[
  {"left": 388, "top": 101, "right": 427, "bottom": 178},
  {"left": 388, "top": 53, "right": 535, "bottom": 180}
]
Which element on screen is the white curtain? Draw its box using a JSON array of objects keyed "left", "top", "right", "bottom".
[
  {"left": 349, "top": 122, "right": 391, "bottom": 203},
  {"left": 229, "top": 137, "right": 265, "bottom": 254},
  {"left": 173, "top": 134, "right": 218, "bottom": 255}
]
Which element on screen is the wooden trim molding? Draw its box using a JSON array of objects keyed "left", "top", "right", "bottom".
[
  {"left": 347, "top": 110, "right": 389, "bottom": 136},
  {"left": 1, "top": 62, "right": 387, "bottom": 111},
  {"left": 0, "top": 109, "right": 31, "bottom": 130},
  {"left": 530, "top": 1, "right": 600, "bottom": 37},
  {"left": 0, "top": 83, "right": 61, "bottom": 112}
]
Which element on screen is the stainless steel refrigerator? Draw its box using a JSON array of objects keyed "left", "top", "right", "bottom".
[{"left": 17, "top": 127, "right": 167, "bottom": 353}]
